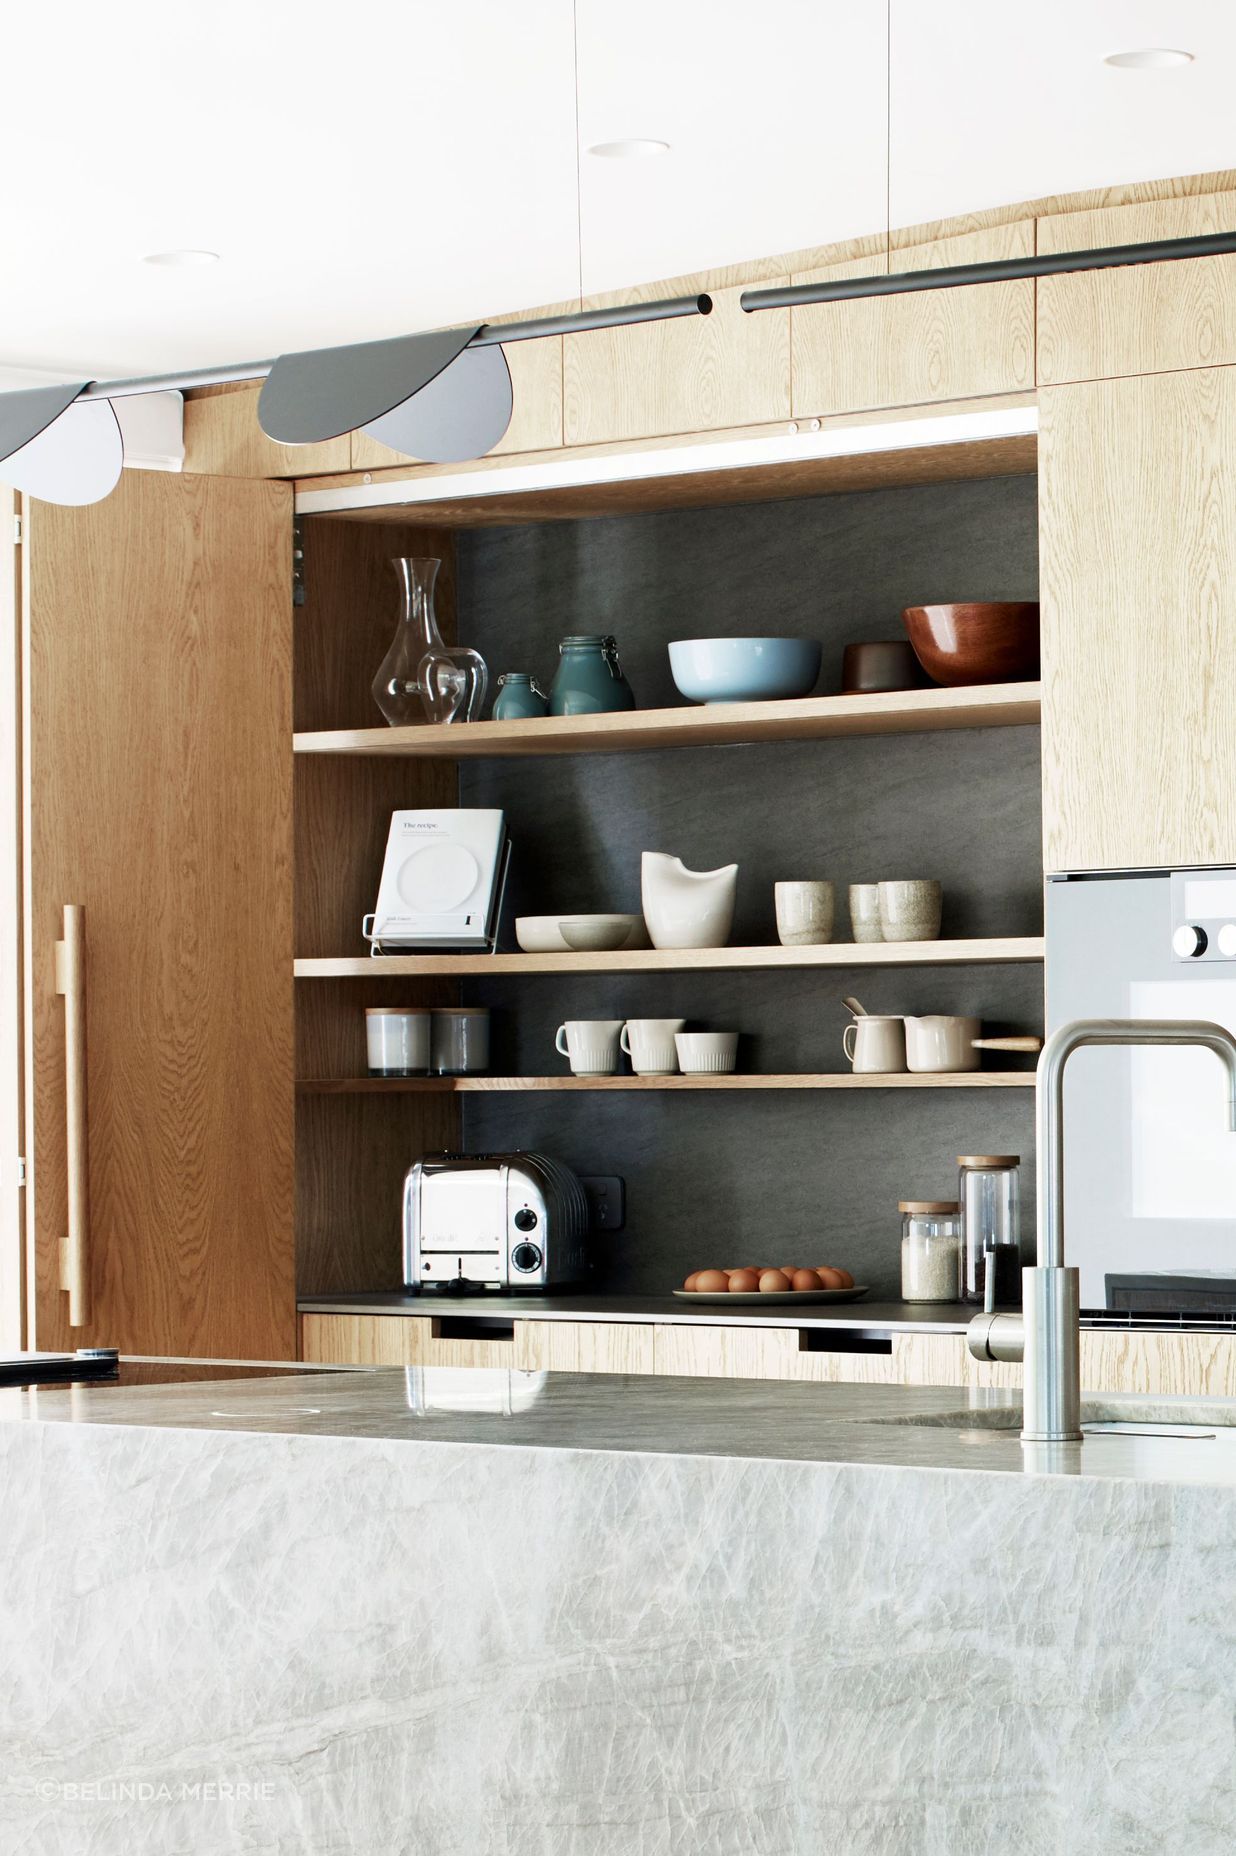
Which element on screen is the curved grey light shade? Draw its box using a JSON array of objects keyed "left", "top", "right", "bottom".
[
  {"left": 258, "top": 324, "right": 482, "bottom": 445},
  {"left": 1, "top": 397, "right": 123, "bottom": 505},
  {"left": 0, "top": 380, "right": 90, "bottom": 464},
  {"left": 360, "top": 341, "right": 513, "bottom": 463}
]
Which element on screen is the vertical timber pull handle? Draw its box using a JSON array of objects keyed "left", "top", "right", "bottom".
[{"left": 54, "top": 904, "right": 89, "bottom": 1328}]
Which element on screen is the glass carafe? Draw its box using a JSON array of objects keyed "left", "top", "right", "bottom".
[{"left": 371, "top": 557, "right": 488, "bottom": 726}]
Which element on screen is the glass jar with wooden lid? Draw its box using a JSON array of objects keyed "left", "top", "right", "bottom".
[{"left": 900, "top": 1201, "right": 962, "bottom": 1303}]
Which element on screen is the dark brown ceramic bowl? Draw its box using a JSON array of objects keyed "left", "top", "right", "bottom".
[
  {"left": 901, "top": 602, "right": 1041, "bottom": 686},
  {"left": 841, "top": 640, "right": 932, "bottom": 695}
]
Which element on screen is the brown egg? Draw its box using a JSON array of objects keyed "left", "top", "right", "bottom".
[
  {"left": 694, "top": 1269, "right": 730, "bottom": 1293},
  {"left": 759, "top": 1269, "right": 791, "bottom": 1292},
  {"left": 791, "top": 1268, "right": 823, "bottom": 1291},
  {"left": 778, "top": 1267, "right": 800, "bottom": 1282},
  {"left": 832, "top": 1268, "right": 855, "bottom": 1288},
  {"left": 683, "top": 1271, "right": 701, "bottom": 1291},
  {"left": 815, "top": 1267, "right": 845, "bottom": 1290},
  {"left": 727, "top": 1269, "right": 760, "bottom": 1293}
]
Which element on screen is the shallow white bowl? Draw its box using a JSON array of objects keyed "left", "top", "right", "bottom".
[{"left": 515, "top": 913, "right": 648, "bottom": 953}]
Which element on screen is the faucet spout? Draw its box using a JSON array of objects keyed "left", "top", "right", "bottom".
[
  {"left": 970, "top": 1015, "right": 1236, "bottom": 1445},
  {"left": 1038, "top": 1018, "right": 1236, "bottom": 1271}
]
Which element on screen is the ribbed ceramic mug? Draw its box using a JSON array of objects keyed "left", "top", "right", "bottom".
[
  {"left": 620, "top": 1017, "right": 686, "bottom": 1076},
  {"left": 675, "top": 1031, "right": 738, "bottom": 1075},
  {"left": 775, "top": 880, "right": 835, "bottom": 947},
  {"left": 555, "top": 1019, "right": 624, "bottom": 1076},
  {"left": 842, "top": 1015, "right": 907, "bottom": 1074}
]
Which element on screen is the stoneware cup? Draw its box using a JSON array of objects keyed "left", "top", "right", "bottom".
[
  {"left": 620, "top": 1017, "right": 686, "bottom": 1076},
  {"left": 775, "top": 880, "right": 835, "bottom": 947},
  {"left": 555, "top": 1019, "right": 624, "bottom": 1076},
  {"left": 878, "top": 879, "right": 943, "bottom": 942},
  {"left": 675, "top": 1031, "right": 739, "bottom": 1075},
  {"left": 842, "top": 1015, "right": 907, "bottom": 1074},
  {"left": 848, "top": 882, "right": 883, "bottom": 944}
]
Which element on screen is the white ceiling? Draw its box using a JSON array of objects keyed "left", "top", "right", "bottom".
[{"left": 1, "top": 0, "right": 1233, "bottom": 385}]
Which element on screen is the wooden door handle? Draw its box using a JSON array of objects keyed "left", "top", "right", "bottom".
[{"left": 53, "top": 905, "right": 89, "bottom": 1328}]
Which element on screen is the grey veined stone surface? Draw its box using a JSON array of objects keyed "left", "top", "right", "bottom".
[{"left": 2, "top": 1366, "right": 1236, "bottom": 1852}]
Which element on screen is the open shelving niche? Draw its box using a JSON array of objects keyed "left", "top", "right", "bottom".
[{"left": 291, "top": 399, "right": 1043, "bottom": 1303}]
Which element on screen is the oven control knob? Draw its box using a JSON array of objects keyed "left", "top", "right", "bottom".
[
  {"left": 1219, "top": 924, "right": 1236, "bottom": 959},
  {"left": 511, "top": 1242, "right": 542, "bottom": 1273},
  {"left": 513, "top": 1208, "right": 538, "bottom": 1232},
  {"left": 1173, "top": 923, "right": 1208, "bottom": 959}
]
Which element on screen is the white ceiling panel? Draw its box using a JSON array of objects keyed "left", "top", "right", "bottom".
[
  {"left": 890, "top": 1, "right": 1236, "bottom": 230},
  {"left": 576, "top": 0, "right": 888, "bottom": 292},
  {"left": 0, "top": 0, "right": 580, "bottom": 377},
  {"left": 0, "top": 0, "right": 1233, "bottom": 387}
]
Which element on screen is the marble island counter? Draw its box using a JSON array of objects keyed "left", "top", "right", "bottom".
[{"left": 5, "top": 1362, "right": 1236, "bottom": 1854}]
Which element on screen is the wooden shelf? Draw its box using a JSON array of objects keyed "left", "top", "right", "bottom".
[
  {"left": 297, "top": 1072, "right": 1034, "bottom": 1094},
  {"left": 293, "top": 681, "right": 1041, "bottom": 759},
  {"left": 294, "top": 936, "right": 1044, "bottom": 979}
]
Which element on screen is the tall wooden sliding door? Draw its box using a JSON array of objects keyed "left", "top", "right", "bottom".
[{"left": 22, "top": 471, "right": 296, "bottom": 1356}]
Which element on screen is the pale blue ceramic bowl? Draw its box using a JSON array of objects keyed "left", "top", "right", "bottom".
[{"left": 668, "top": 637, "right": 823, "bottom": 704}]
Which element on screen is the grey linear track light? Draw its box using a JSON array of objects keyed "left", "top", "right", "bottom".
[
  {"left": 739, "top": 229, "right": 1236, "bottom": 313},
  {"left": 0, "top": 293, "right": 712, "bottom": 506}
]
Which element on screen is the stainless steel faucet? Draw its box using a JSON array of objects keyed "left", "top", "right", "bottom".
[{"left": 968, "top": 1017, "right": 1236, "bottom": 1444}]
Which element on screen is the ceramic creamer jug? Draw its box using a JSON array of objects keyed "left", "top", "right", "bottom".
[{"left": 641, "top": 852, "right": 738, "bottom": 950}]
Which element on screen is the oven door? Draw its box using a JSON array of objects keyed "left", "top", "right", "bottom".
[{"left": 1047, "top": 870, "right": 1236, "bottom": 1318}]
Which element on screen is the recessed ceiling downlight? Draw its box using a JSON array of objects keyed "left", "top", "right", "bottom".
[
  {"left": 141, "top": 248, "right": 220, "bottom": 267},
  {"left": 587, "top": 138, "right": 670, "bottom": 158},
  {"left": 1104, "top": 47, "right": 1194, "bottom": 69}
]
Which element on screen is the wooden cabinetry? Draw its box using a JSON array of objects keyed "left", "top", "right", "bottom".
[
  {"left": 791, "top": 222, "right": 1034, "bottom": 418},
  {"left": 562, "top": 282, "right": 791, "bottom": 446},
  {"left": 22, "top": 474, "right": 297, "bottom": 1356},
  {"left": 298, "top": 1313, "right": 1236, "bottom": 1398},
  {"left": 1038, "top": 366, "right": 1236, "bottom": 872},
  {"left": 1037, "top": 192, "right": 1236, "bottom": 385}
]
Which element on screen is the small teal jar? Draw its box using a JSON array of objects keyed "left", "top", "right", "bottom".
[
  {"left": 548, "top": 634, "right": 636, "bottom": 717},
  {"left": 492, "top": 673, "right": 548, "bottom": 720}
]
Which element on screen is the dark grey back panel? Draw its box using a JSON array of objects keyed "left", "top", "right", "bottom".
[{"left": 454, "top": 474, "right": 1041, "bottom": 1297}]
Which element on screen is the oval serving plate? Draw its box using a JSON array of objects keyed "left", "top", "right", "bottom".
[{"left": 672, "top": 1286, "right": 869, "bottom": 1305}]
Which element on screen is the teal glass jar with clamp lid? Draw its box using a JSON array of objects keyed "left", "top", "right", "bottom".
[
  {"left": 492, "top": 673, "right": 549, "bottom": 720},
  {"left": 548, "top": 634, "right": 636, "bottom": 716}
]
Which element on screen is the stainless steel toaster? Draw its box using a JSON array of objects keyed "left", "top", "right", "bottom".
[{"left": 402, "top": 1151, "right": 591, "bottom": 1292}]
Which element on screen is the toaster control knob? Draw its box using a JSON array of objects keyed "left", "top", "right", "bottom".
[
  {"left": 1173, "top": 923, "right": 1208, "bottom": 959},
  {"left": 512, "top": 1242, "right": 542, "bottom": 1273},
  {"left": 513, "top": 1208, "right": 538, "bottom": 1232}
]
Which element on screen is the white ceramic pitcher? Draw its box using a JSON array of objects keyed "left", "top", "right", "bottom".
[{"left": 641, "top": 851, "right": 738, "bottom": 949}]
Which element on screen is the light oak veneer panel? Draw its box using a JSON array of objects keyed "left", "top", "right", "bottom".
[
  {"left": 183, "top": 385, "right": 350, "bottom": 477},
  {"left": 517, "top": 1320, "right": 656, "bottom": 1374},
  {"left": 1038, "top": 369, "right": 1236, "bottom": 871},
  {"left": 792, "top": 222, "right": 1035, "bottom": 417},
  {"left": 24, "top": 474, "right": 296, "bottom": 1356},
  {"left": 563, "top": 282, "right": 791, "bottom": 446},
  {"left": 1037, "top": 191, "right": 1236, "bottom": 384},
  {"left": 301, "top": 1312, "right": 519, "bottom": 1368}
]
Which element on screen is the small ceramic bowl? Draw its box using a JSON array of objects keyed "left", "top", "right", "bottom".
[
  {"left": 668, "top": 637, "right": 822, "bottom": 703},
  {"left": 560, "top": 917, "right": 635, "bottom": 952},
  {"left": 841, "top": 640, "right": 931, "bottom": 694},
  {"left": 516, "top": 914, "right": 648, "bottom": 953}
]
